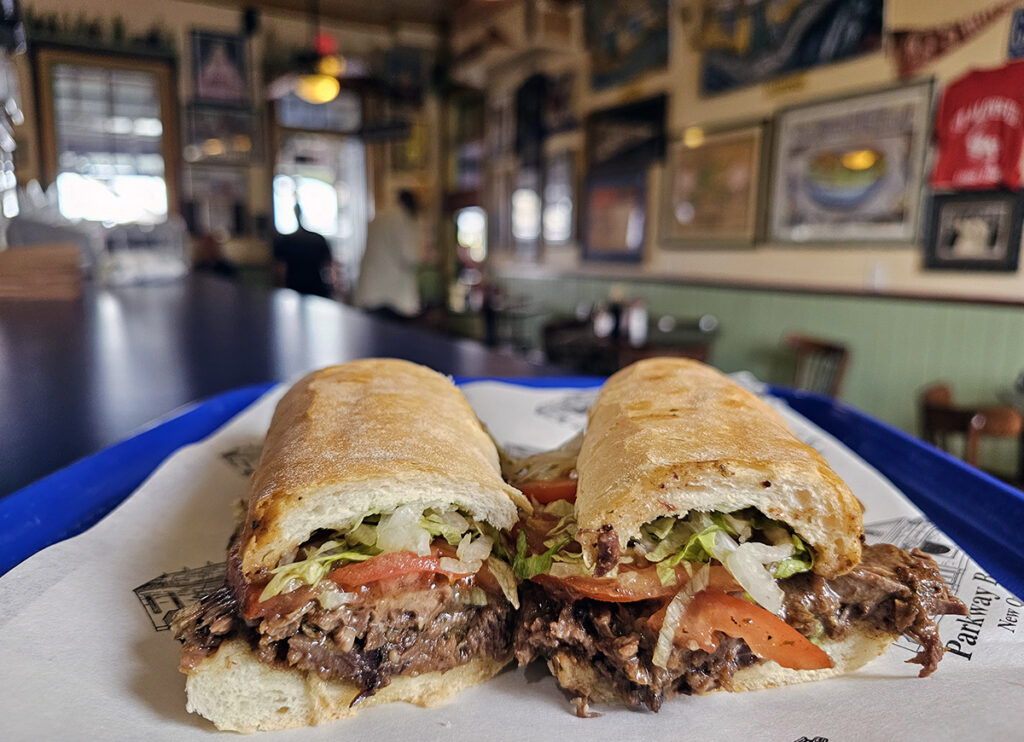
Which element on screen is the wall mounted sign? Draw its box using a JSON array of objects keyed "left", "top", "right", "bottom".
[
  {"left": 769, "top": 82, "right": 932, "bottom": 243},
  {"left": 892, "top": 0, "right": 1015, "bottom": 78}
]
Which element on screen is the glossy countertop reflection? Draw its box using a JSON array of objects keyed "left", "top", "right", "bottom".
[{"left": 0, "top": 275, "right": 556, "bottom": 497}]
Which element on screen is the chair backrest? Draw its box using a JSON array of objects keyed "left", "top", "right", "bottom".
[
  {"left": 919, "top": 382, "right": 1022, "bottom": 467},
  {"left": 784, "top": 333, "right": 850, "bottom": 397}
]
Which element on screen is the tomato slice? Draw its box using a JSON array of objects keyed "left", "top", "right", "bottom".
[
  {"left": 535, "top": 564, "right": 739, "bottom": 603},
  {"left": 328, "top": 549, "right": 471, "bottom": 590},
  {"left": 649, "top": 589, "right": 832, "bottom": 671},
  {"left": 518, "top": 478, "right": 578, "bottom": 503}
]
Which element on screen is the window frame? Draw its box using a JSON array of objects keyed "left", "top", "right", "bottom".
[{"left": 34, "top": 45, "right": 182, "bottom": 218}]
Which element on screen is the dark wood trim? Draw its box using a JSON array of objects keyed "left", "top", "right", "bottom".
[
  {"left": 490, "top": 263, "right": 1024, "bottom": 308},
  {"left": 179, "top": 0, "right": 447, "bottom": 30},
  {"left": 33, "top": 46, "right": 181, "bottom": 217}
]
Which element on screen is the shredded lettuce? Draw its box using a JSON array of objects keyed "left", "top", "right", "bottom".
[
  {"left": 260, "top": 506, "right": 519, "bottom": 602},
  {"left": 773, "top": 534, "right": 814, "bottom": 579},
  {"left": 486, "top": 556, "right": 520, "bottom": 609},
  {"left": 261, "top": 541, "right": 378, "bottom": 601},
  {"left": 513, "top": 531, "right": 573, "bottom": 580},
  {"left": 635, "top": 509, "right": 816, "bottom": 609}
]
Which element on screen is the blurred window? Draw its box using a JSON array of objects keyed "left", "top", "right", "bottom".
[{"left": 41, "top": 51, "right": 176, "bottom": 225}]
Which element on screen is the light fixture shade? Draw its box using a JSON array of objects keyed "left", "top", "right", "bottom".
[{"left": 295, "top": 73, "right": 340, "bottom": 104}]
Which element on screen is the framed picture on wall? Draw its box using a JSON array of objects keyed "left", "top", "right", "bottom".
[
  {"left": 190, "top": 30, "right": 248, "bottom": 105},
  {"left": 183, "top": 104, "right": 261, "bottom": 165},
  {"left": 769, "top": 81, "right": 932, "bottom": 243},
  {"left": 660, "top": 123, "right": 766, "bottom": 248},
  {"left": 582, "top": 170, "right": 647, "bottom": 262},
  {"left": 585, "top": 0, "right": 669, "bottom": 91},
  {"left": 923, "top": 191, "right": 1023, "bottom": 272}
]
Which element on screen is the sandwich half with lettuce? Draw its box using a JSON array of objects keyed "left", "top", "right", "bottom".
[
  {"left": 509, "top": 358, "right": 966, "bottom": 715},
  {"left": 173, "top": 359, "right": 526, "bottom": 732}
]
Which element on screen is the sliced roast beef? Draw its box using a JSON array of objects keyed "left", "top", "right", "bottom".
[
  {"left": 781, "top": 543, "right": 967, "bottom": 677},
  {"left": 173, "top": 572, "right": 513, "bottom": 697},
  {"left": 516, "top": 543, "right": 967, "bottom": 712},
  {"left": 515, "top": 583, "right": 757, "bottom": 713}
]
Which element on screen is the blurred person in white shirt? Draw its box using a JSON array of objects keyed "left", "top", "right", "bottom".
[{"left": 353, "top": 190, "right": 421, "bottom": 319}]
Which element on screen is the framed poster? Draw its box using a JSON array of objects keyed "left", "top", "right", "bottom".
[
  {"left": 661, "top": 123, "right": 765, "bottom": 248},
  {"left": 697, "top": 0, "right": 883, "bottom": 95},
  {"left": 183, "top": 104, "right": 260, "bottom": 165},
  {"left": 924, "top": 191, "right": 1023, "bottom": 272},
  {"left": 769, "top": 82, "right": 932, "bottom": 243},
  {"left": 585, "top": 0, "right": 668, "bottom": 91},
  {"left": 190, "top": 30, "right": 248, "bottom": 105},
  {"left": 582, "top": 170, "right": 647, "bottom": 262}
]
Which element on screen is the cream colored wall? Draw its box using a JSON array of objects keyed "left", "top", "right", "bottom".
[
  {"left": 20, "top": 0, "right": 438, "bottom": 214},
  {"left": 499, "top": 0, "right": 1024, "bottom": 303}
]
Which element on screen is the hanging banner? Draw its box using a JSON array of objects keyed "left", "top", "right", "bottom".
[{"left": 892, "top": 1, "right": 1016, "bottom": 78}]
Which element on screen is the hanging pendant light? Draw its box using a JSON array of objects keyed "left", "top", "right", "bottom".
[{"left": 295, "top": 1, "right": 341, "bottom": 104}]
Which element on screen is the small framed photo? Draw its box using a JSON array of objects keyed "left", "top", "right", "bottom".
[
  {"left": 582, "top": 170, "right": 647, "bottom": 262},
  {"left": 184, "top": 104, "right": 261, "bottom": 166},
  {"left": 191, "top": 30, "right": 248, "bottom": 105},
  {"left": 661, "top": 123, "right": 765, "bottom": 248},
  {"left": 924, "top": 191, "right": 1023, "bottom": 272}
]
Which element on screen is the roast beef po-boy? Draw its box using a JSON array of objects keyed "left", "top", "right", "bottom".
[
  {"left": 508, "top": 358, "right": 966, "bottom": 715},
  {"left": 173, "top": 359, "right": 527, "bottom": 732}
]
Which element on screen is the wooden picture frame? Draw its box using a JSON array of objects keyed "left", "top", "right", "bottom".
[
  {"left": 769, "top": 81, "right": 932, "bottom": 244},
  {"left": 660, "top": 123, "right": 766, "bottom": 248},
  {"left": 924, "top": 191, "right": 1023, "bottom": 272},
  {"left": 582, "top": 169, "right": 647, "bottom": 262}
]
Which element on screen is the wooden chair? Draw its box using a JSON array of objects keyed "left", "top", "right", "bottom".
[
  {"left": 783, "top": 333, "right": 850, "bottom": 397},
  {"left": 920, "top": 383, "right": 1022, "bottom": 473}
]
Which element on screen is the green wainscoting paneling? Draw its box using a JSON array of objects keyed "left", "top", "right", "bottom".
[{"left": 496, "top": 274, "right": 1024, "bottom": 476}]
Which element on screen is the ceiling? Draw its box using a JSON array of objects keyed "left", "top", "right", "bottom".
[{"left": 194, "top": 0, "right": 458, "bottom": 28}]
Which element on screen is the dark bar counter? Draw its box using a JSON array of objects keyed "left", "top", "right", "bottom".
[{"left": 0, "top": 275, "right": 556, "bottom": 497}]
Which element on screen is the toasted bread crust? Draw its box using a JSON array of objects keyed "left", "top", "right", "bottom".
[
  {"left": 576, "top": 358, "right": 863, "bottom": 578},
  {"left": 239, "top": 359, "right": 526, "bottom": 577}
]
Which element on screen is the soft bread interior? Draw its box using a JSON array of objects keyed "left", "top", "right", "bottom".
[
  {"left": 576, "top": 358, "right": 863, "bottom": 578},
  {"left": 184, "top": 638, "right": 510, "bottom": 733},
  {"left": 240, "top": 359, "right": 526, "bottom": 576}
]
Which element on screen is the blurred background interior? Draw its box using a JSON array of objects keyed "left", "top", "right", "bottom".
[{"left": 3, "top": 0, "right": 1024, "bottom": 488}]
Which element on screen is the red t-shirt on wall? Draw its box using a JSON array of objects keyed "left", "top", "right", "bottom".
[{"left": 932, "top": 61, "right": 1024, "bottom": 190}]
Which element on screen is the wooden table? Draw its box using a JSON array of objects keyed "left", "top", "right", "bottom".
[{"left": 0, "top": 275, "right": 558, "bottom": 497}]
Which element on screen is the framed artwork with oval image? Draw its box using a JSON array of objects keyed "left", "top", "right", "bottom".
[
  {"left": 769, "top": 81, "right": 932, "bottom": 243},
  {"left": 661, "top": 122, "right": 766, "bottom": 248}
]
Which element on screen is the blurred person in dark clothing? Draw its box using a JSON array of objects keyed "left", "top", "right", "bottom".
[
  {"left": 353, "top": 190, "right": 421, "bottom": 319},
  {"left": 273, "top": 205, "right": 335, "bottom": 297}
]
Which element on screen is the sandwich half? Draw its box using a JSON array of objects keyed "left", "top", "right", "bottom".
[
  {"left": 509, "top": 358, "right": 966, "bottom": 715},
  {"left": 173, "top": 359, "right": 527, "bottom": 732}
]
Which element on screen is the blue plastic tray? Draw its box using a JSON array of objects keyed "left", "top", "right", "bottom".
[{"left": 2, "top": 378, "right": 1021, "bottom": 600}]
